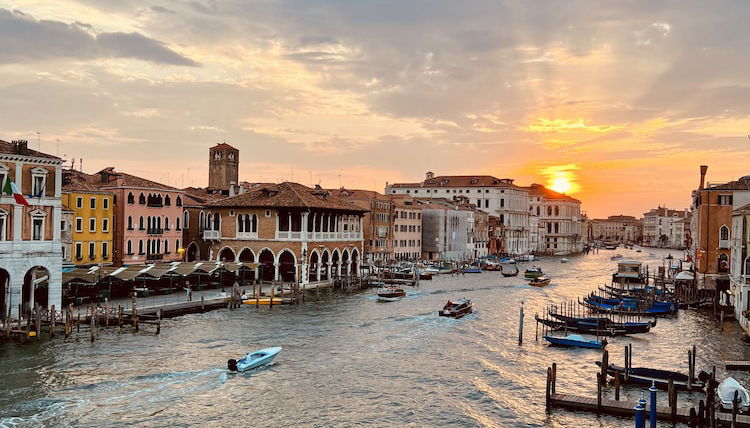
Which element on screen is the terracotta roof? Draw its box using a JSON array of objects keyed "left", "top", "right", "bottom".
[
  {"left": 734, "top": 203, "right": 750, "bottom": 214},
  {"left": 181, "top": 187, "right": 228, "bottom": 205},
  {"left": 208, "top": 182, "right": 367, "bottom": 212},
  {"left": 526, "top": 184, "right": 581, "bottom": 203},
  {"left": 390, "top": 175, "right": 519, "bottom": 189},
  {"left": 706, "top": 176, "right": 750, "bottom": 191},
  {"left": 0, "top": 139, "right": 61, "bottom": 160},
  {"left": 211, "top": 142, "right": 237, "bottom": 151},
  {"left": 643, "top": 207, "right": 687, "bottom": 218},
  {"left": 62, "top": 169, "right": 113, "bottom": 194},
  {"left": 328, "top": 188, "right": 390, "bottom": 201},
  {"left": 97, "top": 167, "right": 177, "bottom": 191}
]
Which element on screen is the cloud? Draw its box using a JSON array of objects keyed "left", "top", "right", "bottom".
[{"left": 0, "top": 8, "right": 198, "bottom": 66}]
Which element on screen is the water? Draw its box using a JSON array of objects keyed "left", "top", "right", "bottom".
[{"left": 2, "top": 248, "right": 749, "bottom": 427}]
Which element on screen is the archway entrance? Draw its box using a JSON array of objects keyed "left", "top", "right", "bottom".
[
  {"left": 351, "top": 250, "right": 359, "bottom": 276},
  {"left": 239, "top": 248, "right": 255, "bottom": 263},
  {"left": 309, "top": 251, "right": 319, "bottom": 282},
  {"left": 186, "top": 242, "right": 199, "bottom": 262},
  {"left": 331, "top": 251, "right": 340, "bottom": 278},
  {"left": 23, "top": 267, "right": 49, "bottom": 315},
  {"left": 320, "top": 251, "right": 329, "bottom": 281},
  {"left": 0, "top": 269, "right": 7, "bottom": 321},
  {"left": 279, "top": 251, "right": 296, "bottom": 283},
  {"left": 341, "top": 250, "right": 350, "bottom": 276},
  {"left": 259, "top": 249, "right": 275, "bottom": 282},
  {"left": 219, "top": 247, "right": 236, "bottom": 262}
]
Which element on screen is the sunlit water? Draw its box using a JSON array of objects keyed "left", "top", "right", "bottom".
[{"left": 2, "top": 248, "right": 749, "bottom": 427}]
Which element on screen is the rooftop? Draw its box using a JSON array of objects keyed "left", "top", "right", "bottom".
[
  {"left": 209, "top": 182, "right": 367, "bottom": 212},
  {"left": 390, "top": 175, "right": 519, "bottom": 189},
  {"left": 211, "top": 142, "right": 237, "bottom": 151},
  {"left": 643, "top": 207, "right": 688, "bottom": 218},
  {"left": 97, "top": 167, "right": 177, "bottom": 191},
  {"left": 526, "top": 183, "right": 581, "bottom": 203},
  {"left": 62, "top": 169, "right": 113, "bottom": 194},
  {"left": 0, "top": 139, "right": 61, "bottom": 160},
  {"left": 706, "top": 176, "right": 750, "bottom": 191}
]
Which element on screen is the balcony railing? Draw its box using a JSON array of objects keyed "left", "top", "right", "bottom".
[
  {"left": 147, "top": 228, "right": 164, "bottom": 235},
  {"left": 203, "top": 230, "right": 220, "bottom": 240},
  {"left": 146, "top": 253, "right": 164, "bottom": 261},
  {"left": 719, "top": 239, "right": 730, "bottom": 249},
  {"left": 275, "top": 231, "right": 363, "bottom": 241},
  {"left": 147, "top": 202, "right": 163, "bottom": 208}
]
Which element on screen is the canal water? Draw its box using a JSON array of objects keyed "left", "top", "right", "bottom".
[{"left": 2, "top": 248, "right": 749, "bottom": 427}]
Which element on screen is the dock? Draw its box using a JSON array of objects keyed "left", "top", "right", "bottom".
[{"left": 725, "top": 361, "right": 750, "bottom": 371}]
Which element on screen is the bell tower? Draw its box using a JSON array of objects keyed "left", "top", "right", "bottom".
[{"left": 208, "top": 143, "right": 239, "bottom": 190}]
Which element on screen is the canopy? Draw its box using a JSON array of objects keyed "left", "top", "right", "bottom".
[{"left": 675, "top": 271, "right": 695, "bottom": 281}]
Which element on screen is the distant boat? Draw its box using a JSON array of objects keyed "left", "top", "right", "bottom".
[
  {"left": 524, "top": 267, "right": 544, "bottom": 279},
  {"left": 377, "top": 285, "right": 406, "bottom": 301},
  {"left": 718, "top": 377, "right": 750, "bottom": 412},
  {"left": 228, "top": 347, "right": 282, "bottom": 372},
  {"left": 544, "top": 334, "right": 607, "bottom": 349},
  {"left": 529, "top": 275, "right": 551, "bottom": 287},
  {"left": 610, "top": 254, "right": 623, "bottom": 260},
  {"left": 463, "top": 267, "right": 482, "bottom": 274},
  {"left": 560, "top": 258, "right": 569, "bottom": 263},
  {"left": 501, "top": 268, "right": 519, "bottom": 277},
  {"left": 439, "top": 298, "right": 473, "bottom": 318},
  {"left": 597, "top": 361, "right": 706, "bottom": 390}
]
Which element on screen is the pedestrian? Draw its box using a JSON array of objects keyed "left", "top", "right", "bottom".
[{"left": 188, "top": 289, "right": 193, "bottom": 302}]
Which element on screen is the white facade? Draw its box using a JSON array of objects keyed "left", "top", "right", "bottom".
[
  {"left": 643, "top": 208, "right": 689, "bottom": 248},
  {"left": 731, "top": 209, "right": 750, "bottom": 334}
]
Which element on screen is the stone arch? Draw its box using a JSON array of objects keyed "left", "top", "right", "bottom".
[
  {"left": 719, "top": 252, "right": 729, "bottom": 273},
  {"left": 331, "top": 249, "right": 341, "bottom": 278},
  {"left": 351, "top": 248, "right": 359, "bottom": 276},
  {"left": 23, "top": 266, "right": 49, "bottom": 315},
  {"left": 238, "top": 247, "right": 255, "bottom": 262},
  {"left": 218, "top": 246, "right": 236, "bottom": 262},
  {"left": 186, "top": 242, "right": 199, "bottom": 262},
  {"left": 341, "top": 248, "right": 350, "bottom": 276},
  {"left": 258, "top": 248, "right": 275, "bottom": 281},
  {"left": 278, "top": 250, "right": 297, "bottom": 282},
  {"left": 320, "top": 249, "right": 330, "bottom": 281},
  {"left": 308, "top": 249, "right": 320, "bottom": 282}
]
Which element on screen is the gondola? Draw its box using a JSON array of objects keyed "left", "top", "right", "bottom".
[
  {"left": 581, "top": 297, "right": 677, "bottom": 316},
  {"left": 596, "top": 361, "right": 707, "bottom": 391},
  {"left": 535, "top": 315, "right": 625, "bottom": 336},
  {"left": 544, "top": 314, "right": 654, "bottom": 334}
]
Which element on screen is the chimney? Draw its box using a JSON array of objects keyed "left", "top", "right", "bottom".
[
  {"left": 699, "top": 165, "right": 708, "bottom": 189},
  {"left": 11, "top": 140, "right": 28, "bottom": 154},
  {"left": 426, "top": 171, "right": 434, "bottom": 180}
]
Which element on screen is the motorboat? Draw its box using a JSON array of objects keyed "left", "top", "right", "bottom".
[
  {"left": 439, "top": 298, "right": 473, "bottom": 318},
  {"left": 543, "top": 334, "right": 607, "bottom": 349},
  {"left": 610, "top": 254, "right": 623, "bottom": 260},
  {"left": 501, "top": 267, "right": 519, "bottom": 277},
  {"left": 560, "top": 258, "right": 569, "bottom": 263},
  {"left": 524, "top": 267, "right": 544, "bottom": 279},
  {"left": 718, "top": 377, "right": 750, "bottom": 412},
  {"left": 529, "top": 275, "right": 551, "bottom": 287},
  {"left": 377, "top": 285, "right": 406, "bottom": 301},
  {"left": 228, "top": 347, "right": 282, "bottom": 372},
  {"left": 463, "top": 266, "right": 482, "bottom": 273}
]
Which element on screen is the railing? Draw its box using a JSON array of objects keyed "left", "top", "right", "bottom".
[
  {"left": 719, "top": 239, "right": 730, "bottom": 249},
  {"left": 203, "top": 230, "right": 220, "bottom": 240},
  {"left": 147, "top": 202, "right": 163, "bottom": 208},
  {"left": 236, "top": 232, "right": 259, "bottom": 240},
  {"left": 147, "top": 228, "right": 164, "bottom": 235},
  {"left": 274, "top": 231, "right": 363, "bottom": 241},
  {"left": 146, "top": 253, "right": 164, "bottom": 261}
]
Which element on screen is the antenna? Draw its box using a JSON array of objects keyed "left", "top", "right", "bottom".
[
  {"left": 36, "top": 131, "right": 40, "bottom": 150},
  {"left": 79, "top": 158, "right": 83, "bottom": 172}
]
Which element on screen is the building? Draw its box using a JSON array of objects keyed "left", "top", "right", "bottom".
[
  {"left": 391, "top": 195, "right": 422, "bottom": 260},
  {"left": 418, "top": 198, "right": 472, "bottom": 260},
  {"left": 690, "top": 165, "right": 750, "bottom": 291},
  {"left": 642, "top": 207, "right": 689, "bottom": 248},
  {"left": 387, "top": 173, "right": 531, "bottom": 255},
  {"left": 61, "top": 208, "right": 73, "bottom": 264},
  {"left": 730, "top": 204, "right": 750, "bottom": 333},
  {"left": 471, "top": 208, "right": 489, "bottom": 258},
  {"left": 328, "top": 188, "right": 394, "bottom": 264},
  {"left": 61, "top": 169, "right": 115, "bottom": 265},
  {"left": 488, "top": 215, "right": 504, "bottom": 255},
  {"left": 96, "top": 168, "right": 185, "bottom": 265},
  {"left": 200, "top": 182, "right": 366, "bottom": 283},
  {"left": 527, "top": 184, "right": 583, "bottom": 255},
  {"left": 0, "top": 139, "right": 64, "bottom": 319},
  {"left": 208, "top": 143, "right": 239, "bottom": 192},
  {"left": 589, "top": 215, "right": 643, "bottom": 244}
]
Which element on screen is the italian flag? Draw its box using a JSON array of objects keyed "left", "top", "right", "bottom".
[{"left": 3, "top": 179, "right": 29, "bottom": 206}]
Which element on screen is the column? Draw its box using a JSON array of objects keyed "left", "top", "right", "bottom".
[
  {"left": 301, "top": 212, "right": 309, "bottom": 241},
  {"left": 54, "top": 165, "right": 62, "bottom": 198},
  {"left": 8, "top": 273, "right": 22, "bottom": 319},
  {"left": 53, "top": 206, "right": 61, "bottom": 241},
  {"left": 273, "top": 262, "right": 280, "bottom": 282},
  {"left": 326, "top": 261, "right": 332, "bottom": 280},
  {"left": 48, "top": 262, "right": 62, "bottom": 310}
]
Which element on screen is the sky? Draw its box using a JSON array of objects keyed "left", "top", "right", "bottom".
[{"left": 1, "top": 1, "right": 749, "bottom": 218}]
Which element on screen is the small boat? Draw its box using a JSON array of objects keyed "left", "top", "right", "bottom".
[
  {"left": 649, "top": 253, "right": 656, "bottom": 257},
  {"left": 610, "top": 254, "right": 623, "bottom": 260},
  {"left": 228, "top": 347, "right": 282, "bottom": 372},
  {"left": 501, "top": 268, "right": 519, "bottom": 277},
  {"left": 463, "top": 267, "right": 482, "bottom": 274},
  {"left": 439, "top": 298, "right": 473, "bottom": 318},
  {"left": 718, "top": 377, "right": 750, "bottom": 412},
  {"left": 377, "top": 285, "right": 406, "bottom": 301},
  {"left": 560, "top": 258, "right": 569, "bottom": 263},
  {"left": 544, "top": 334, "right": 607, "bottom": 349},
  {"left": 483, "top": 264, "right": 501, "bottom": 271},
  {"left": 529, "top": 275, "right": 551, "bottom": 287},
  {"left": 524, "top": 267, "right": 544, "bottom": 279},
  {"left": 636, "top": 249, "right": 642, "bottom": 253},
  {"left": 597, "top": 362, "right": 707, "bottom": 390}
]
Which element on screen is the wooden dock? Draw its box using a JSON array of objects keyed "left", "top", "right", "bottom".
[{"left": 725, "top": 361, "right": 750, "bottom": 371}]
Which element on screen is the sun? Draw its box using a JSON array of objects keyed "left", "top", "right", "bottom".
[{"left": 550, "top": 177, "right": 572, "bottom": 194}]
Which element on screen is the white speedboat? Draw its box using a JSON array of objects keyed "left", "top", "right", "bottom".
[
  {"left": 228, "top": 347, "right": 282, "bottom": 372},
  {"left": 560, "top": 258, "right": 569, "bottom": 263},
  {"left": 718, "top": 377, "right": 750, "bottom": 412},
  {"left": 377, "top": 285, "right": 406, "bottom": 301}
]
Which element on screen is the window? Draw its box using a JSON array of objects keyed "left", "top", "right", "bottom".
[
  {"left": 176, "top": 239, "right": 180, "bottom": 252},
  {"left": 176, "top": 196, "right": 182, "bottom": 207},
  {"left": 127, "top": 216, "right": 133, "bottom": 230},
  {"left": 90, "top": 197, "right": 96, "bottom": 209},
  {"left": 164, "top": 239, "right": 169, "bottom": 254},
  {"left": 76, "top": 197, "right": 83, "bottom": 208},
  {"left": 138, "top": 240, "right": 144, "bottom": 255},
  {"left": 719, "top": 195, "right": 733, "bottom": 206},
  {"left": 32, "top": 213, "right": 44, "bottom": 240},
  {"left": 176, "top": 217, "right": 181, "bottom": 230},
  {"left": 720, "top": 225, "right": 730, "bottom": 241},
  {"left": 102, "top": 242, "right": 109, "bottom": 259},
  {"left": 485, "top": 200, "right": 489, "bottom": 208},
  {"left": 184, "top": 211, "right": 189, "bottom": 228},
  {"left": 127, "top": 192, "right": 135, "bottom": 204},
  {"left": 265, "top": 210, "right": 271, "bottom": 217},
  {"left": 139, "top": 216, "right": 144, "bottom": 230},
  {"left": 103, "top": 198, "right": 109, "bottom": 210},
  {"left": 554, "top": 206, "right": 560, "bottom": 216},
  {"left": 127, "top": 240, "right": 133, "bottom": 255},
  {"left": 75, "top": 217, "right": 83, "bottom": 232},
  {"left": 0, "top": 165, "right": 7, "bottom": 192},
  {"left": 30, "top": 167, "right": 48, "bottom": 197},
  {"left": 500, "top": 199, "right": 505, "bottom": 208},
  {"left": 89, "top": 242, "right": 96, "bottom": 259},
  {"left": 102, "top": 218, "right": 109, "bottom": 233},
  {"left": 0, "top": 210, "right": 6, "bottom": 240},
  {"left": 139, "top": 193, "right": 146, "bottom": 204},
  {"left": 89, "top": 218, "right": 96, "bottom": 232},
  {"left": 75, "top": 242, "right": 83, "bottom": 260},
  {"left": 165, "top": 195, "right": 171, "bottom": 206}
]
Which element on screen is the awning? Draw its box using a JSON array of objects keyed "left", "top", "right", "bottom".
[
  {"left": 223, "top": 262, "right": 259, "bottom": 273},
  {"left": 62, "top": 270, "right": 98, "bottom": 284},
  {"left": 111, "top": 266, "right": 150, "bottom": 281},
  {"left": 675, "top": 271, "right": 695, "bottom": 281}
]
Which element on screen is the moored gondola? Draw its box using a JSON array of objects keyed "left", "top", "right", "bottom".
[{"left": 596, "top": 361, "right": 707, "bottom": 391}]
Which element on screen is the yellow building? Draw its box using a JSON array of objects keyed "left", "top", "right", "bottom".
[{"left": 61, "top": 169, "right": 114, "bottom": 265}]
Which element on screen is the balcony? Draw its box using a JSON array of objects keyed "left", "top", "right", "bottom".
[
  {"left": 277, "top": 231, "right": 363, "bottom": 241},
  {"left": 147, "top": 202, "right": 163, "bottom": 208},
  {"left": 719, "top": 239, "right": 730, "bottom": 249},
  {"left": 146, "top": 253, "right": 164, "bottom": 261},
  {"left": 203, "top": 230, "right": 220, "bottom": 240},
  {"left": 147, "top": 228, "right": 164, "bottom": 235}
]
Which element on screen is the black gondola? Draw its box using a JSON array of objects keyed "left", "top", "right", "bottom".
[{"left": 596, "top": 361, "right": 707, "bottom": 391}]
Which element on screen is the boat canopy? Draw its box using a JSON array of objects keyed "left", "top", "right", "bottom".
[{"left": 675, "top": 271, "right": 694, "bottom": 281}]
